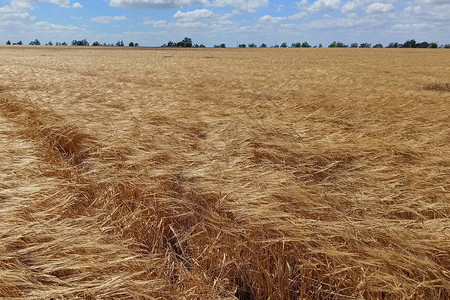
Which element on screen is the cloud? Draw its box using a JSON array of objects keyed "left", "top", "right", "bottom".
[
  {"left": 211, "top": 0, "right": 269, "bottom": 13},
  {"left": 414, "top": 0, "right": 448, "bottom": 3},
  {"left": 142, "top": 17, "right": 168, "bottom": 27},
  {"left": 109, "top": 0, "right": 209, "bottom": 9},
  {"left": 341, "top": 1, "right": 359, "bottom": 13},
  {"left": 72, "top": 2, "right": 83, "bottom": 8},
  {"left": 298, "top": 0, "right": 341, "bottom": 13},
  {"left": 289, "top": 12, "right": 308, "bottom": 19},
  {"left": 340, "top": 0, "right": 395, "bottom": 14},
  {"left": 307, "top": 14, "right": 389, "bottom": 29},
  {"left": 258, "top": 11, "right": 307, "bottom": 24},
  {"left": 403, "top": 0, "right": 450, "bottom": 20},
  {"left": 366, "top": 2, "right": 394, "bottom": 14},
  {"left": 0, "top": 5, "right": 35, "bottom": 22},
  {"left": 31, "top": 21, "right": 80, "bottom": 31},
  {"left": 258, "top": 15, "right": 287, "bottom": 24},
  {"left": 259, "top": 15, "right": 287, "bottom": 23},
  {"left": 45, "top": 0, "right": 70, "bottom": 8},
  {"left": 141, "top": 10, "right": 240, "bottom": 33},
  {"left": 91, "top": 16, "right": 127, "bottom": 23},
  {"left": 173, "top": 9, "right": 215, "bottom": 21},
  {"left": 0, "top": 0, "right": 72, "bottom": 25},
  {"left": 391, "top": 23, "right": 430, "bottom": 31}
]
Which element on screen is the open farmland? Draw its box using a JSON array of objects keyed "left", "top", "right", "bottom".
[{"left": 0, "top": 46, "right": 449, "bottom": 299}]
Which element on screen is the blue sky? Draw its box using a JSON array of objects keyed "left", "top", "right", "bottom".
[{"left": 0, "top": 0, "right": 448, "bottom": 46}]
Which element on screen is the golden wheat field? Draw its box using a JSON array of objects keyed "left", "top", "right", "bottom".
[{"left": 0, "top": 46, "right": 449, "bottom": 299}]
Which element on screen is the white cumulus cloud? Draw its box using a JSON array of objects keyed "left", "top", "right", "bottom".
[
  {"left": 45, "top": 0, "right": 70, "bottom": 8},
  {"left": 173, "top": 9, "right": 215, "bottom": 21},
  {"left": 341, "top": 0, "right": 395, "bottom": 14},
  {"left": 259, "top": 15, "right": 287, "bottom": 23},
  {"left": 91, "top": 16, "right": 127, "bottom": 23},
  {"left": 391, "top": 23, "right": 429, "bottom": 31},
  {"left": 366, "top": 2, "right": 394, "bottom": 13},
  {"left": 109, "top": 0, "right": 209, "bottom": 9},
  {"left": 0, "top": 0, "right": 72, "bottom": 25},
  {"left": 212, "top": 0, "right": 269, "bottom": 13},
  {"left": 31, "top": 21, "right": 79, "bottom": 31},
  {"left": 341, "top": 1, "right": 359, "bottom": 13},
  {"left": 404, "top": 0, "right": 450, "bottom": 20},
  {"left": 142, "top": 17, "right": 168, "bottom": 27},
  {"left": 307, "top": 15, "right": 387, "bottom": 29},
  {"left": 298, "top": 0, "right": 341, "bottom": 14},
  {"left": 0, "top": 5, "right": 34, "bottom": 22},
  {"left": 72, "top": 2, "right": 83, "bottom": 8}
]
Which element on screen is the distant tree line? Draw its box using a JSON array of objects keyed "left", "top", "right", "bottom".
[
  {"left": 159, "top": 38, "right": 449, "bottom": 49},
  {"left": 161, "top": 37, "right": 206, "bottom": 48},
  {"left": 6, "top": 40, "right": 22, "bottom": 45},
  {"left": 5, "top": 37, "right": 450, "bottom": 49},
  {"left": 327, "top": 39, "right": 447, "bottom": 48},
  {"left": 161, "top": 38, "right": 449, "bottom": 49},
  {"left": 5, "top": 39, "right": 139, "bottom": 47}
]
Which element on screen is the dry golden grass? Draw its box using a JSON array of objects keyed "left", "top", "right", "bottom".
[{"left": 0, "top": 46, "right": 449, "bottom": 299}]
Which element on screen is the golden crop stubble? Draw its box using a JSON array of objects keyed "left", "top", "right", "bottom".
[{"left": 0, "top": 46, "right": 449, "bottom": 299}]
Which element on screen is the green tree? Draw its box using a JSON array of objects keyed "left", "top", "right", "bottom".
[
  {"left": 387, "top": 42, "right": 399, "bottom": 48},
  {"left": 260, "top": 43, "right": 267, "bottom": 48},
  {"left": 416, "top": 41, "right": 429, "bottom": 48},
  {"left": 280, "top": 42, "right": 287, "bottom": 48},
  {"left": 30, "top": 39, "right": 41, "bottom": 45},
  {"left": 402, "top": 39, "right": 416, "bottom": 48},
  {"left": 73, "top": 39, "right": 89, "bottom": 46},
  {"left": 181, "top": 37, "right": 192, "bottom": 47},
  {"left": 329, "top": 41, "right": 347, "bottom": 48},
  {"left": 301, "top": 41, "right": 311, "bottom": 48}
]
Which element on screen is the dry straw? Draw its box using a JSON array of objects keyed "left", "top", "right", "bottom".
[{"left": 0, "top": 46, "right": 449, "bottom": 299}]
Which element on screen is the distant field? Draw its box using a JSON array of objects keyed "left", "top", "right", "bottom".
[{"left": 0, "top": 46, "right": 449, "bottom": 299}]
